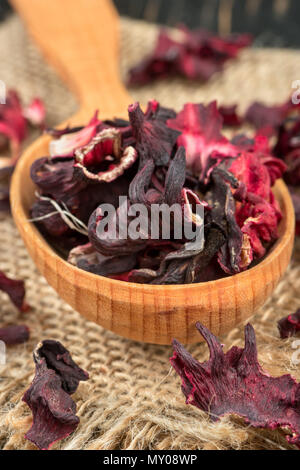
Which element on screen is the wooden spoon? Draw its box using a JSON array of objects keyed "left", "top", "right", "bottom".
[{"left": 10, "top": 0, "right": 295, "bottom": 344}]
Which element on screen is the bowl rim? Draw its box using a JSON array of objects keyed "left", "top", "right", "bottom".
[{"left": 11, "top": 133, "right": 296, "bottom": 295}]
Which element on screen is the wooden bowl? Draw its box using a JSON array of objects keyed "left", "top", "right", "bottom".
[
  {"left": 10, "top": 0, "right": 295, "bottom": 344},
  {"left": 11, "top": 135, "right": 295, "bottom": 344}
]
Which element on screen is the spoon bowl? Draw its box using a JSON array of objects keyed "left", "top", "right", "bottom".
[{"left": 10, "top": 0, "right": 295, "bottom": 344}]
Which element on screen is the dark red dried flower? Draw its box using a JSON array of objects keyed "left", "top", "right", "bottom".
[
  {"left": 167, "top": 101, "right": 238, "bottom": 180},
  {"left": 0, "top": 90, "right": 27, "bottom": 160},
  {"left": 68, "top": 242, "right": 137, "bottom": 277},
  {"left": 49, "top": 111, "right": 101, "bottom": 157},
  {"left": 244, "top": 100, "right": 291, "bottom": 131},
  {"left": 0, "top": 270, "right": 29, "bottom": 312},
  {"left": 128, "top": 101, "right": 180, "bottom": 167},
  {"left": 128, "top": 27, "right": 252, "bottom": 85},
  {"left": 278, "top": 309, "right": 300, "bottom": 339},
  {"left": 35, "top": 340, "right": 89, "bottom": 394},
  {"left": 0, "top": 90, "right": 45, "bottom": 212},
  {"left": 74, "top": 128, "right": 137, "bottom": 182},
  {"left": 218, "top": 104, "right": 242, "bottom": 127},
  {"left": 228, "top": 137, "right": 284, "bottom": 260},
  {"left": 171, "top": 322, "right": 300, "bottom": 449},
  {"left": 30, "top": 99, "right": 285, "bottom": 284},
  {"left": 0, "top": 324, "right": 29, "bottom": 345},
  {"left": 31, "top": 155, "right": 130, "bottom": 238},
  {"left": 23, "top": 340, "right": 88, "bottom": 450}
]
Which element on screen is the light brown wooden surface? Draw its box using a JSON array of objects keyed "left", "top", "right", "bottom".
[
  {"left": 10, "top": 0, "right": 131, "bottom": 122},
  {"left": 10, "top": 0, "right": 295, "bottom": 344}
]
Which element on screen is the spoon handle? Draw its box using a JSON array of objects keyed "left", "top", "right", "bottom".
[{"left": 11, "top": 0, "right": 132, "bottom": 120}]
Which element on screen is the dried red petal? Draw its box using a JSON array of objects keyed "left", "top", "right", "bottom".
[
  {"left": 218, "top": 104, "right": 242, "bottom": 127},
  {"left": 228, "top": 137, "right": 283, "bottom": 259},
  {"left": 127, "top": 30, "right": 182, "bottom": 86},
  {"left": 181, "top": 187, "right": 208, "bottom": 227},
  {"left": 23, "top": 341, "right": 88, "bottom": 450},
  {"left": 74, "top": 128, "right": 137, "bottom": 182},
  {"left": 0, "top": 90, "right": 27, "bottom": 159},
  {"left": 171, "top": 322, "right": 300, "bottom": 449},
  {"left": 68, "top": 242, "right": 137, "bottom": 277},
  {"left": 23, "top": 98, "right": 46, "bottom": 127},
  {"left": 128, "top": 27, "right": 252, "bottom": 85},
  {"left": 35, "top": 340, "right": 89, "bottom": 394},
  {"left": 167, "top": 101, "right": 238, "bottom": 179},
  {"left": 49, "top": 111, "right": 101, "bottom": 157},
  {"left": 23, "top": 359, "right": 79, "bottom": 450},
  {"left": 0, "top": 270, "right": 29, "bottom": 312},
  {"left": 31, "top": 157, "right": 86, "bottom": 198},
  {"left": 206, "top": 168, "right": 244, "bottom": 274},
  {"left": 245, "top": 100, "right": 291, "bottom": 130},
  {"left": 0, "top": 324, "right": 29, "bottom": 345},
  {"left": 30, "top": 154, "right": 130, "bottom": 239},
  {"left": 128, "top": 101, "right": 180, "bottom": 167},
  {"left": 278, "top": 309, "right": 300, "bottom": 339}
]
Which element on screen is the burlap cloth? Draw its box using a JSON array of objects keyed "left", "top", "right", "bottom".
[{"left": 0, "top": 14, "right": 300, "bottom": 451}]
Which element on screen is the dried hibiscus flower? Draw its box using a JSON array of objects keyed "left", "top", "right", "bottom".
[
  {"left": 0, "top": 270, "right": 29, "bottom": 312},
  {"left": 49, "top": 111, "right": 101, "bottom": 157},
  {"left": 244, "top": 100, "right": 292, "bottom": 133},
  {"left": 128, "top": 27, "right": 252, "bottom": 85},
  {"left": 171, "top": 322, "right": 300, "bottom": 449},
  {"left": 278, "top": 309, "right": 300, "bottom": 339},
  {"left": 0, "top": 324, "right": 29, "bottom": 345},
  {"left": 23, "top": 340, "right": 88, "bottom": 450},
  {"left": 167, "top": 101, "right": 238, "bottom": 180},
  {"left": 29, "top": 99, "right": 284, "bottom": 284},
  {"left": 0, "top": 89, "right": 45, "bottom": 212},
  {"left": 128, "top": 101, "right": 179, "bottom": 168},
  {"left": 0, "top": 90, "right": 27, "bottom": 161}
]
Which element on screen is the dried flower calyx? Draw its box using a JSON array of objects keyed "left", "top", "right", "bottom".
[
  {"left": 0, "top": 89, "right": 45, "bottom": 212},
  {"left": 278, "top": 309, "right": 300, "bottom": 339},
  {"left": 128, "top": 27, "right": 252, "bottom": 85},
  {"left": 74, "top": 128, "right": 137, "bottom": 182},
  {"left": 0, "top": 270, "right": 29, "bottom": 312},
  {"left": 23, "top": 340, "right": 89, "bottom": 450},
  {"left": 30, "top": 99, "right": 284, "bottom": 284},
  {"left": 171, "top": 322, "right": 300, "bottom": 449}
]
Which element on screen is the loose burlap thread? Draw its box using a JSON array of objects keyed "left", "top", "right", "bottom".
[{"left": 0, "top": 15, "right": 300, "bottom": 450}]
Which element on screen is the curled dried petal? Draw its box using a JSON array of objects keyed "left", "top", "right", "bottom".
[
  {"left": 74, "top": 128, "right": 137, "bottom": 182},
  {"left": 128, "top": 101, "right": 180, "bottom": 167},
  {"left": 34, "top": 340, "right": 89, "bottom": 394},
  {"left": 49, "top": 111, "right": 101, "bottom": 157},
  {"left": 23, "top": 340, "right": 89, "bottom": 450},
  {"left": 23, "top": 358, "right": 80, "bottom": 450}
]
